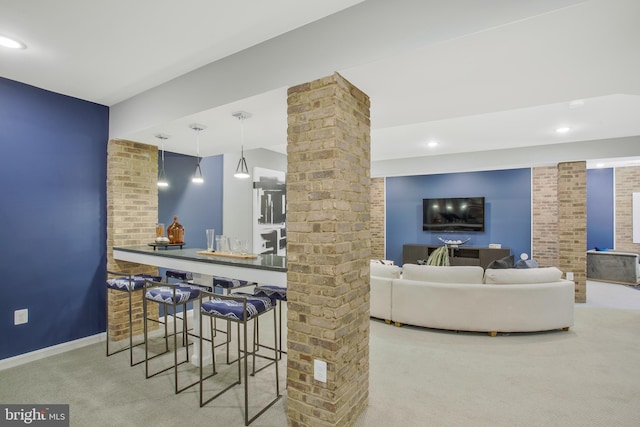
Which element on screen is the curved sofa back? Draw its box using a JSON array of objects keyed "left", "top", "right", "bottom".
[
  {"left": 402, "top": 264, "right": 485, "bottom": 284},
  {"left": 391, "top": 279, "right": 575, "bottom": 333}
]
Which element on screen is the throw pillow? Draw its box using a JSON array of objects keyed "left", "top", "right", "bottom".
[
  {"left": 487, "top": 255, "right": 514, "bottom": 269},
  {"left": 515, "top": 259, "right": 539, "bottom": 269},
  {"left": 370, "top": 259, "right": 395, "bottom": 265}
]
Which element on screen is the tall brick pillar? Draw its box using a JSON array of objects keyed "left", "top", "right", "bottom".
[
  {"left": 286, "top": 73, "right": 371, "bottom": 426},
  {"left": 370, "top": 178, "right": 385, "bottom": 260},
  {"left": 557, "top": 161, "right": 587, "bottom": 302},
  {"left": 615, "top": 166, "right": 640, "bottom": 253},
  {"left": 532, "top": 166, "right": 559, "bottom": 268},
  {"left": 106, "top": 139, "right": 159, "bottom": 340}
]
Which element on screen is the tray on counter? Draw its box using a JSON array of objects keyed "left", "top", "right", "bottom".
[
  {"left": 148, "top": 242, "right": 185, "bottom": 250},
  {"left": 196, "top": 250, "right": 257, "bottom": 259}
]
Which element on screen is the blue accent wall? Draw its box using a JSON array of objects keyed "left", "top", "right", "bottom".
[
  {"left": 586, "top": 168, "right": 614, "bottom": 250},
  {"left": 386, "top": 169, "right": 532, "bottom": 265},
  {"left": 158, "top": 152, "right": 224, "bottom": 299},
  {"left": 0, "top": 77, "right": 109, "bottom": 360},
  {"left": 158, "top": 152, "right": 224, "bottom": 247}
]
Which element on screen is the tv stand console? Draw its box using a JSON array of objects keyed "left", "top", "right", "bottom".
[{"left": 403, "top": 244, "right": 511, "bottom": 269}]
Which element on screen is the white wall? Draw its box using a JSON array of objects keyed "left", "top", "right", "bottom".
[{"left": 223, "top": 148, "right": 287, "bottom": 249}]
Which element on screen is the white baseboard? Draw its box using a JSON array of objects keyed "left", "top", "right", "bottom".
[
  {"left": 0, "top": 333, "right": 106, "bottom": 371},
  {"left": 0, "top": 309, "right": 196, "bottom": 372}
]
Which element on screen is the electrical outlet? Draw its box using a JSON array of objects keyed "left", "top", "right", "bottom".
[
  {"left": 566, "top": 272, "right": 574, "bottom": 281},
  {"left": 14, "top": 309, "right": 28, "bottom": 325},
  {"left": 314, "top": 359, "right": 327, "bottom": 383}
]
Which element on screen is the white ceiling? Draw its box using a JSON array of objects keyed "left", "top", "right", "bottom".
[{"left": 2, "top": 0, "right": 640, "bottom": 172}]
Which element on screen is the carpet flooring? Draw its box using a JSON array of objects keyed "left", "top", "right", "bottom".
[{"left": 1, "top": 281, "right": 639, "bottom": 426}]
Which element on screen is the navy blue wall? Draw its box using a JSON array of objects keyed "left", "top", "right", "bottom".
[
  {"left": 0, "top": 77, "right": 109, "bottom": 360},
  {"left": 586, "top": 168, "right": 614, "bottom": 250},
  {"left": 158, "top": 152, "right": 223, "bottom": 248},
  {"left": 386, "top": 169, "right": 532, "bottom": 265}
]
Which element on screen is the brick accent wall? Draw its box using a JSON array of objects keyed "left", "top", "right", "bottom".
[
  {"left": 532, "top": 166, "right": 559, "bottom": 268},
  {"left": 286, "top": 72, "right": 371, "bottom": 427},
  {"left": 557, "top": 161, "right": 587, "bottom": 303},
  {"left": 106, "top": 139, "right": 159, "bottom": 340},
  {"left": 370, "top": 178, "right": 385, "bottom": 260},
  {"left": 615, "top": 166, "right": 640, "bottom": 253}
]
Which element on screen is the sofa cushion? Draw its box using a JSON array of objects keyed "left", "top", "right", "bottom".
[
  {"left": 402, "top": 264, "right": 484, "bottom": 284},
  {"left": 484, "top": 267, "right": 563, "bottom": 284},
  {"left": 370, "top": 262, "right": 402, "bottom": 279}
]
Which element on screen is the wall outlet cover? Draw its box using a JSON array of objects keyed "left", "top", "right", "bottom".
[
  {"left": 14, "top": 309, "right": 28, "bottom": 325},
  {"left": 314, "top": 359, "right": 327, "bottom": 383}
]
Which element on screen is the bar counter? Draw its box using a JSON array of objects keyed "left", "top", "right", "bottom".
[
  {"left": 113, "top": 245, "right": 287, "bottom": 366},
  {"left": 113, "top": 245, "right": 286, "bottom": 286}
]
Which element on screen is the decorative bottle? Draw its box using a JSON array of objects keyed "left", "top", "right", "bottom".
[{"left": 167, "top": 215, "right": 185, "bottom": 244}]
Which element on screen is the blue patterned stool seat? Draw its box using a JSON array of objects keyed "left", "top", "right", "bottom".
[
  {"left": 166, "top": 270, "right": 193, "bottom": 281},
  {"left": 146, "top": 285, "right": 200, "bottom": 304},
  {"left": 107, "top": 274, "right": 162, "bottom": 291},
  {"left": 212, "top": 276, "right": 257, "bottom": 290},
  {"left": 201, "top": 295, "right": 274, "bottom": 321},
  {"left": 253, "top": 285, "right": 287, "bottom": 301}
]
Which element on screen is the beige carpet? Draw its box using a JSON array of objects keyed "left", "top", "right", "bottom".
[{"left": 1, "top": 281, "right": 639, "bottom": 426}]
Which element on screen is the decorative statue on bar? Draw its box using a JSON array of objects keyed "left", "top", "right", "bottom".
[{"left": 167, "top": 215, "right": 185, "bottom": 244}]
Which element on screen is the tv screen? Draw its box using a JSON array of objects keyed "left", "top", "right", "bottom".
[{"left": 422, "top": 197, "right": 485, "bottom": 232}]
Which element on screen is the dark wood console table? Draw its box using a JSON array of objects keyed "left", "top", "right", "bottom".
[{"left": 403, "top": 244, "right": 511, "bottom": 269}]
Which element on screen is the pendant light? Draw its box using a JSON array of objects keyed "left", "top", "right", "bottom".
[
  {"left": 155, "top": 134, "right": 169, "bottom": 188},
  {"left": 232, "top": 111, "right": 251, "bottom": 179},
  {"left": 190, "top": 123, "right": 206, "bottom": 184}
]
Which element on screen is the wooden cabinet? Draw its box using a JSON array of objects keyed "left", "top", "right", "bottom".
[{"left": 402, "top": 244, "right": 511, "bottom": 269}]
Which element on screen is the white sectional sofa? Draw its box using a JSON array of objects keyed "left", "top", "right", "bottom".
[{"left": 370, "top": 263, "right": 574, "bottom": 336}]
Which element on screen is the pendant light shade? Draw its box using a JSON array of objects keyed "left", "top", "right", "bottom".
[
  {"left": 232, "top": 111, "right": 251, "bottom": 179},
  {"left": 234, "top": 146, "right": 250, "bottom": 179},
  {"left": 155, "top": 134, "right": 169, "bottom": 188},
  {"left": 190, "top": 123, "right": 206, "bottom": 184}
]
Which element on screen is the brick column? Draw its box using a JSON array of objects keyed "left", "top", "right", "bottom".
[
  {"left": 532, "top": 166, "right": 559, "bottom": 268},
  {"left": 286, "top": 73, "right": 371, "bottom": 427},
  {"left": 106, "top": 139, "right": 159, "bottom": 340},
  {"left": 370, "top": 178, "right": 385, "bottom": 260},
  {"left": 615, "top": 166, "right": 640, "bottom": 253},
  {"left": 558, "top": 161, "right": 587, "bottom": 303}
]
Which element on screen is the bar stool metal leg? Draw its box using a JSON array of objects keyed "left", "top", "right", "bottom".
[
  {"left": 106, "top": 271, "right": 162, "bottom": 367},
  {"left": 199, "top": 292, "right": 281, "bottom": 425}
]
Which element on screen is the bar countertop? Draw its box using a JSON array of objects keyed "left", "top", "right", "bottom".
[{"left": 113, "top": 245, "right": 287, "bottom": 273}]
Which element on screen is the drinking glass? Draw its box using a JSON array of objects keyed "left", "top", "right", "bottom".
[
  {"left": 206, "top": 229, "right": 215, "bottom": 252},
  {"left": 231, "top": 238, "right": 242, "bottom": 254},
  {"left": 217, "top": 235, "right": 229, "bottom": 253}
]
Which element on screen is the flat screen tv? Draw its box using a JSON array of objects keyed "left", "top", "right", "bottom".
[{"left": 422, "top": 197, "right": 485, "bottom": 232}]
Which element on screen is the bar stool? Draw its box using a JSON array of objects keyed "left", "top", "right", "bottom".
[
  {"left": 211, "top": 276, "right": 257, "bottom": 363},
  {"left": 252, "top": 285, "right": 287, "bottom": 360},
  {"left": 106, "top": 271, "right": 162, "bottom": 366},
  {"left": 198, "top": 291, "right": 281, "bottom": 425},
  {"left": 165, "top": 269, "right": 193, "bottom": 283},
  {"left": 143, "top": 279, "right": 201, "bottom": 394}
]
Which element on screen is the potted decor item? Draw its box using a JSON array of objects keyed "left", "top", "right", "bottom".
[
  {"left": 166, "top": 215, "right": 185, "bottom": 244},
  {"left": 426, "top": 245, "right": 450, "bottom": 266}
]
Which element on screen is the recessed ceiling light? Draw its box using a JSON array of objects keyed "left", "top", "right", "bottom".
[
  {"left": 427, "top": 141, "right": 438, "bottom": 148},
  {"left": 569, "top": 100, "right": 585, "bottom": 109},
  {"left": 555, "top": 127, "right": 571, "bottom": 134},
  {"left": 0, "top": 35, "right": 26, "bottom": 49}
]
